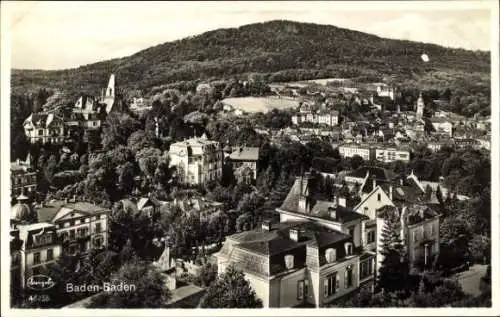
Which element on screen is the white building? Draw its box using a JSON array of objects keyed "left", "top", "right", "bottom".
[
  {"left": 23, "top": 113, "right": 65, "bottom": 144},
  {"left": 37, "top": 200, "right": 110, "bottom": 256},
  {"left": 169, "top": 134, "right": 223, "bottom": 185},
  {"left": 375, "top": 146, "right": 411, "bottom": 163},
  {"left": 430, "top": 118, "right": 453, "bottom": 137},
  {"left": 338, "top": 144, "right": 374, "bottom": 161}
]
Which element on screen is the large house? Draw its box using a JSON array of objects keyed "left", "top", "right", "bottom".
[
  {"left": 169, "top": 134, "right": 223, "bottom": 185},
  {"left": 225, "top": 146, "right": 260, "bottom": 184},
  {"left": 215, "top": 221, "right": 375, "bottom": 308},
  {"left": 23, "top": 112, "right": 65, "bottom": 144},
  {"left": 11, "top": 156, "right": 37, "bottom": 198},
  {"left": 11, "top": 222, "right": 62, "bottom": 290},
  {"left": 215, "top": 173, "right": 376, "bottom": 307},
  {"left": 36, "top": 200, "right": 110, "bottom": 256}
]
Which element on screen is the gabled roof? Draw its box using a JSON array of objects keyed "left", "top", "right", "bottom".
[{"left": 36, "top": 200, "right": 108, "bottom": 223}]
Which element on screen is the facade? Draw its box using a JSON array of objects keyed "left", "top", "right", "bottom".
[
  {"left": 376, "top": 204, "right": 440, "bottom": 271},
  {"left": 292, "top": 110, "right": 339, "bottom": 127},
  {"left": 338, "top": 144, "right": 375, "bottom": 161},
  {"left": 11, "top": 157, "right": 37, "bottom": 198},
  {"left": 376, "top": 85, "right": 395, "bottom": 100},
  {"left": 23, "top": 113, "right": 65, "bottom": 144},
  {"left": 169, "top": 134, "right": 223, "bottom": 185},
  {"left": 13, "top": 222, "right": 62, "bottom": 289},
  {"left": 226, "top": 146, "right": 260, "bottom": 183},
  {"left": 36, "top": 200, "right": 110, "bottom": 256},
  {"left": 215, "top": 221, "right": 374, "bottom": 308},
  {"left": 375, "top": 146, "right": 411, "bottom": 163}
]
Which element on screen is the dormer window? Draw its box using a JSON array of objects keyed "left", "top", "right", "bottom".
[
  {"left": 345, "top": 242, "right": 353, "bottom": 256},
  {"left": 284, "top": 254, "right": 294, "bottom": 270},
  {"left": 325, "top": 248, "right": 336, "bottom": 263}
]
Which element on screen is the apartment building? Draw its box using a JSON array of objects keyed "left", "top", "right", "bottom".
[
  {"left": 169, "top": 134, "right": 223, "bottom": 185},
  {"left": 375, "top": 146, "right": 411, "bottom": 163},
  {"left": 338, "top": 144, "right": 375, "bottom": 161},
  {"left": 37, "top": 200, "right": 109, "bottom": 256}
]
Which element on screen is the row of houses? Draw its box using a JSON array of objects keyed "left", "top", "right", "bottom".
[{"left": 338, "top": 142, "right": 411, "bottom": 163}]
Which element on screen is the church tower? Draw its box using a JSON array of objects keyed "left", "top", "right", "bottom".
[
  {"left": 103, "top": 74, "right": 115, "bottom": 113},
  {"left": 416, "top": 92, "right": 425, "bottom": 119}
]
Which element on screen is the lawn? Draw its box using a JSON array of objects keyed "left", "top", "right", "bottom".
[{"left": 221, "top": 96, "right": 300, "bottom": 113}]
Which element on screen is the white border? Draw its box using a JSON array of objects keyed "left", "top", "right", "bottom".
[{"left": 1, "top": 1, "right": 499, "bottom": 316}]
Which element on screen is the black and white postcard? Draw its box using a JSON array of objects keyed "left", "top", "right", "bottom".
[{"left": 1, "top": 1, "right": 498, "bottom": 316}]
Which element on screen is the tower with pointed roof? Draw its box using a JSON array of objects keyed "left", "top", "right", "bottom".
[{"left": 416, "top": 92, "right": 425, "bottom": 120}]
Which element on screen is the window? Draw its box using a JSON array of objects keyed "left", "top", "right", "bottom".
[
  {"left": 33, "top": 252, "right": 41, "bottom": 265},
  {"left": 298, "top": 280, "right": 304, "bottom": 300},
  {"left": 94, "top": 237, "right": 103, "bottom": 248},
  {"left": 324, "top": 273, "right": 339, "bottom": 297},
  {"left": 304, "top": 279, "right": 309, "bottom": 298},
  {"left": 360, "top": 258, "right": 374, "bottom": 279},
  {"left": 69, "top": 229, "right": 76, "bottom": 241},
  {"left": 46, "top": 249, "right": 53, "bottom": 261},
  {"left": 377, "top": 193, "right": 381, "bottom": 201},
  {"left": 345, "top": 265, "right": 354, "bottom": 288},
  {"left": 95, "top": 222, "right": 102, "bottom": 233},
  {"left": 38, "top": 130, "right": 44, "bottom": 136},
  {"left": 429, "top": 223, "right": 434, "bottom": 236},
  {"left": 367, "top": 231, "right": 376, "bottom": 244},
  {"left": 345, "top": 242, "right": 353, "bottom": 256}
]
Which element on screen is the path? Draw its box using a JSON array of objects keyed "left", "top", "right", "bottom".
[{"left": 452, "top": 264, "right": 487, "bottom": 297}]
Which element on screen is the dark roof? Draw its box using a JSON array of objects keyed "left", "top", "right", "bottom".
[
  {"left": 279, "top": 176, "right": 367, "bottom": 223},
  {"left": 376, "top": 204, "right": 439, "bottom": 226},
  {"left": 228, "top": 221, "right": 351, "bottom": 256},
  {"left": 36, "top": 201, "right": 65, "bottom": 223},
  {"left": 36, "top": 200, "right": 108, "bottom": 223}
]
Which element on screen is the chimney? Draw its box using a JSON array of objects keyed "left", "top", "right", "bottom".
[
  {"left": 73, "top": 195, "right": 77, "bottom": 202},
  {"left": 400, "top": 178, "right": 403, "bottom": 186},
  {"left": 338, "top": 197, "right": 346, "bottom": 208},
  {"left": 16, "top": 159, "right": 20, "bottom": 165},
  {"left": 262, "top": 220, "right": 271, "bottom": 231},
  {"left": 289, "top": 228, "right": 300, "bottom": 242},
  {"left": 372, "top": 178, "right": 377, "bottom": 190},
  {"left": 389, "top": 185, "right": 393, "bottom": 201}
]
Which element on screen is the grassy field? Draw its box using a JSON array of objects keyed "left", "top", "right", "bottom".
[{"left": 222, "top": 96, "right": 300, "bottom": 113}]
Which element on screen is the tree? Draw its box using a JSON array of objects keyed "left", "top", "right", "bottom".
[
  {"left": 127, "top": 130, "right": 158, "bottom": 154},
  {"left": 87, "top": 259, "right": 171, "bottom": 308},
  {"left": 101, "top": 112, "right": 141, "bottom": 150},
  {"left": 200, "top": 266, "right": 263, "bottom": 308},
  {"left": 377, "top": 207, "right": 410, "bottom": 293}
]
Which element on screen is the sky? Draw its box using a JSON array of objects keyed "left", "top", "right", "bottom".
[{"left": 3, "top": 1, "right": 494, "bottom": 70}]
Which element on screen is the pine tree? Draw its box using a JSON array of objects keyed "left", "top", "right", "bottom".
[
  {"left": 377, "top": 207, "right": 410, "bottom": 293},
  {"left": 200, "top": 265, "right": 262, "bottom": 308}
]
